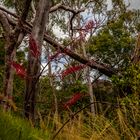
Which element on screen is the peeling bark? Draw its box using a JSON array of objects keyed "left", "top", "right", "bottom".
[
  {"left": 24, "top": 0, "right": 51, "bottom": 121},
  {"left": 0, "top": 0, "right": 32, "bottom": 107}
]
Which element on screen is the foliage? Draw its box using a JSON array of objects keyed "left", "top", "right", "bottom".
[
  {"left": 87, "top": 16, "right": 135, "bottom": 66},
  {"left": 44, "top": 96, "right": 139, "bottom": 140},
  {"left": 1, "top": 0, "right": 140, "bottom": 139},
  {"left": 112, "top": 64, "right": 140, "bottom": 95}
]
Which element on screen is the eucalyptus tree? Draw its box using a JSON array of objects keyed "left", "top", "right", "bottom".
[{"left": 0, "top": 0, "right": 139, "bottom": 120}]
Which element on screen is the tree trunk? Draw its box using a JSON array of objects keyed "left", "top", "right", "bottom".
[
  {"left": 131, "top": 32, "right": 140, "bottom": 64},
  {"left": 24, "top": 0, "right": 51, "bottom": 121},
  {"left": 0, "top": 0, "right": 31, "bottom": 110},
  {"left": 87, "top": 67, "right": 96, "bottom": 115},
  {"left": 3, "top": 40, "right": 16, "bottom": 110},
  {"left": 82, "top": 43, "right": 96, "bottom": 115},
  {"left": 48, "top": 61, "right": 58, "bottom": 115},
  {"left": 77, "top": 11, "right": 96, "bottom": 115}
]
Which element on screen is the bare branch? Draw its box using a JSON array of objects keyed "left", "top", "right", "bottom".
[
  {"left": 0, "top": 6, "right": 18, "bottom": 18},
  {"left": 31, "top": 0, "right": 36, "bottom": 14},
  {"left": 31, "top": 0, "right": 36, "bottom": 22},
  {"left": 85, "top": 0, "right": 94, "bottom": 7},
  {"left": 50, "top": 0, "right": 94, "bottom": 35},
  {"left": 4, "top": 14, "right": 17, "bottom": 27},
  {"left": 50, "top": 2, "right": 62, "bottom": 13},
  {"left": 22, "top": 22, "right": 118, "bottom": 77},
  {"left": 43, "top": 34, "right": 118, "bottom": 77},
  {"left": 0, "top": 10, "right": 11, "bottom": 37},
  {"left": 50, "top": 3, "right": 85, "bottom": 13},
  {"left": 0, "top": 4, "right": 118, "bottom": 77}
]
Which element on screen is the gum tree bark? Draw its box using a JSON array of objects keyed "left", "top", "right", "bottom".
[
  {"left": 0, "top": 11, "right": 14, "bottom": 99},
  {"left": 24, "top": 0, "right": 51, "bottom": 120},
  {"left": 0, "top": 0, "right": 32, "bottom": 109}
]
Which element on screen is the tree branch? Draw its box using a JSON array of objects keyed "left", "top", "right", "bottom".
[
  {"left": 50, "top": 1, "right": 92, "bottom": 34},
  {"left": 50, "top": 3, "right": 85, "bottom": 13},
  {"left": 43, "top": 34, "right": 118, "bottom": 77},
  {"left": 22, "top": 22, "right": 118, "bottom": 77},
  {"left": 0, "top": 11, "right": 11, "bottom": 38},
  {"left": 0, "top": 5, "right": 118, "bottom": 77},
  {"left": 0, "top": 6, "right": 18, "bottom": 18}
]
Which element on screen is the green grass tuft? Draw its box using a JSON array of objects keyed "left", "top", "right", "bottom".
[{"left": 0, "top": 110, "right": 49, "bottom": 140}]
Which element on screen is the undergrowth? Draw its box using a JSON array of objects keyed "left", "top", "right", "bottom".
[
  {"left": 0, "top": 110, "right": 49, "bottom": 140},
  {"left": 0, "top": 95, "right": 140, "bottom": 140},
  {"left": 48, "top": 96, "right": 140, "bottom": 140}
]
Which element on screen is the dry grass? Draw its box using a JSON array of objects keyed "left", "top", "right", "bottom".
[{"left": 42, "top": 96, "right": 139, "bottom": 140}]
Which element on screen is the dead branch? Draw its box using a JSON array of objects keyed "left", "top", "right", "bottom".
[{"left": 22, "top": 22, "right": 118, "bottom": 77}]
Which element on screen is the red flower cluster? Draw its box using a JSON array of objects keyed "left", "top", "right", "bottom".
[
  {"left": 84, "top": 20, "right": 95, "bottom": 31},
  {"left": 10, "top": 61, "right": 26, "bottom": 79},
  {"left": 29, "top": 35, "right": 40, "bottom": 58},
  {"left": 64, "top": 93, "right": 83, "bottom": 109},
  {"left": 62, "top": 64, "right": 86, "bottom": 78},
  {"left": 48, "top": 51, "right": 61, "bottom": 61}
]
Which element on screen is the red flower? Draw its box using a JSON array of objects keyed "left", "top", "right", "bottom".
[
  {"left": 62, "top": 64, "right": 86, "bottom": 78},
  {"left": 48, "top": 51, "right": 61, "bottom": 61},
  {"left": 85, "top": 20, "right": 95, "bottom": 31},
  {"left": 64, "top": 93, "right": 83, "bottom": 109},
  {"left": 10, "top": 61, "right": 26, "bottom": 79},
  {"left": 29, "top": 35, "right": 40, "bottom": 57}
]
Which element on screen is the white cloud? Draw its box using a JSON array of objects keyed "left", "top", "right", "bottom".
[
  {"left": 126, "top": 0, "right": 140, "bottom": 10},
  {"left": 52, "top": 26, "right": 68, "bottom": 39}
]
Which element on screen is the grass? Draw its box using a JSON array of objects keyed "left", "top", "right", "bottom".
[
  {"left": 0, "top": 95, "right": 140, "bottom": 140},
  {"left": 0, "top": 110, "right": 49, "bottom": 140},
  {"left": 48, "top": 96, "right": 140, "bottom": 140},
  {"left": 50, "top": 113, "right": 120, "bottom": 140}
]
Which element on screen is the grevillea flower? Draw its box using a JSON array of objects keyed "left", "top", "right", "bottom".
[
  {"left": 10, "top": 61, "right": 26, "bottom": 79},
  {"left": 48, "top": 51, "right": 61, "bottom": 61},
  {"left": 62, "top": 64, "right": 86, "bottom": 78},
  {"left": 29, "top": 35, "right": 40, "bottom": 57},
  {"left": 84, "top": 20, "right": 95, "bottom": 31},
  {"left": 64, "top": 93, "right": 83, "bottom": 109}
]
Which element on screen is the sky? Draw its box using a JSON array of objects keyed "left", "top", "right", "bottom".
[
  {"left": 126, "top": 0, "right": 140, "bottom": 9},
  {"left": 107, "top": 0, "right": 140, "bottom": 10}
]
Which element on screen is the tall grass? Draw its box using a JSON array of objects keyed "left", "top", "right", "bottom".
[
  {"left": 46, "top": 96, "right": 140, "bottom": 140},
  {"left": 0, "top": 110, "right": 49, "bottom": 140},
  {"left": 0, "top": 95, "right": 140, "bottom": 140}
]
